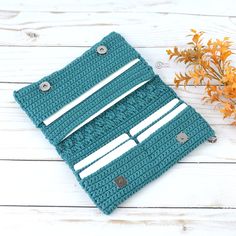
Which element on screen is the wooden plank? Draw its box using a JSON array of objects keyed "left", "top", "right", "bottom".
[
  {"left": 1, "top": 47, "right": 235, "bottom": 84},
  {"left": 0, "top": 0, "right": 235, "bottom": 16},
  {"left": 1, "top": 207, "right": 236, "bottom": 236},
  {"left": 0, "top": 12, "right": 236, "bottom": 47},
  {"left": 0, "top": 161, "right": 236, "bottom": 207}
]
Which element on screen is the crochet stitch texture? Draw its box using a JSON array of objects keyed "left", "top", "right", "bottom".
[{"left": 14, "top": 32, "right": 215, "bottom": 214}]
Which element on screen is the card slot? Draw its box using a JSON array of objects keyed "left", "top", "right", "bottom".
[
  {"left": 73, "top": 133, "right": 130, "bottom": 171},
  {"left": 43, "top": 58, "right": 140, "bottom": 126},
  {"left": 130, "top": 98, "right": 180, "bottom": 136},
  {"left": 80, "top": 106, "right": 203, "bottom": 185},
  {"left": 75, "top": 101, "right": 184, "bottom": 178},
  {"left": 79, "top": 139, "right": 137, "bottom": 179},
  {"left": 136, "top": 103, "right": 188, "bottom": 142},
  {"left": 78, "top": 103, "right": 186, "bottom": 179}
]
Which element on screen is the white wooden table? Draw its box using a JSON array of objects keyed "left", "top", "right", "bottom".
[{"left": 1, "top": 1, "right": 236, "bottom": 235}]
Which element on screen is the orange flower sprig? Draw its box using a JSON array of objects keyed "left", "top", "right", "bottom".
[{"left": 166, "top": 29, "right": 236, "bottom": 125}]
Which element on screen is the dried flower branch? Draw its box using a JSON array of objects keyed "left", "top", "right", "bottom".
[{"left": 166, "top": 29, "right": 236, "bottom": 125}]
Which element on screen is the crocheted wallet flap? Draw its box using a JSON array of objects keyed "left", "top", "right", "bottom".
[{"left": 14, "top": 32, "right": 215, "bottom": 215}]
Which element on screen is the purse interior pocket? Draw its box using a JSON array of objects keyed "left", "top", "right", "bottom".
[
  {"left": 75, "top": 99, "right": 185, "bottom": 178},
  {"left": 78, "top": 105, "right": 214, "bottom": 215}
]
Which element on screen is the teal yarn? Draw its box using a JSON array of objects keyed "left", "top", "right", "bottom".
[
  {"left": 14, "top": 32, "right": 154, "bottom": 145},
  {"left": 14, "top": 32, "right": 215, "bottom": 215},
  {"left": 58, "top": 77, "right": 178, "bottom": 167},
  {"left": 80, "top": 106, "right": 213, "bottom": 214}
]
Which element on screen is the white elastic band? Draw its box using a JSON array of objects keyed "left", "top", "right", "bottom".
[
  {"left": 79, "top": 140, "right": 136, "bottom": 179},
  {"left": 74, "top": 133, "right": 129, "bottom": 171},
  {"left": 137, "top": 103, "right": 188, "bottom": 142},
  {"left": 130, "top": 98, "right": 180, "bottom": 136}
]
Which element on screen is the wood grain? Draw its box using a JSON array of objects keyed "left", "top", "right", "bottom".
[
  {"left": 0, "top": 1, "right": 236, "bottom": 234},
  {"left": 0, "top": 0, "right": 236, "bottom": 16},
  {"left": 0, "top": 11, "right": 236, "bottom": 47},
  {"left": 1, "top": 207, "right": 236, "bottom": 236},
  {"left": 0, "top": 160, "right": 236, "bottom": 208}
]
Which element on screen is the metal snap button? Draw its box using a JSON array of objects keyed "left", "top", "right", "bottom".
[
  {"left": 39, "top": 81, "right": 51, "bottom": 92},
  {"left": 208, "top": 136, "right": 217, "bottom": 143},
  {"left": 114, "top": 176, "right": 127, "bottom": 188},
  {"left": 96, "top": 45, "right": 107, "bottom": 55},
  {"left": 176, "top": 132, "right": 189, "bottom": 144}
]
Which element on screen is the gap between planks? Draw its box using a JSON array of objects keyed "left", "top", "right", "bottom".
[
  {"left": 1, "top": 206, "right": 236, "bottom": 236},
  {"left": 0, "top": 12, "right": 236, "bottom": 47},
  {"left": 0, "top": 205, "right": 236, "bottom": 209},
  {"left": 0, "top": 0, "right": 236, "bottom": 17}
]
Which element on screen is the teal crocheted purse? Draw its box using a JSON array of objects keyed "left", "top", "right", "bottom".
[{"left": 14, "top": 32, "right": 215, "bottom": 214}]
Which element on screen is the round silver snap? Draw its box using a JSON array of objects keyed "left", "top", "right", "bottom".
[
  {"left": 96, "top": 45, "right": 107, "bottom": 55},
  {"left": 39, "top": 81, "right": 51, "bottom": 92}
]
